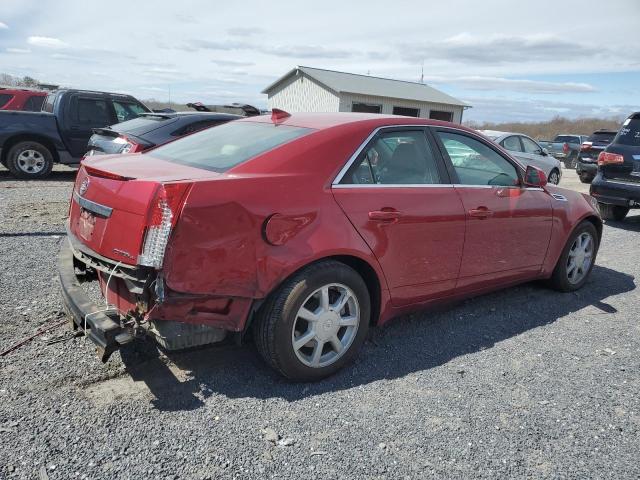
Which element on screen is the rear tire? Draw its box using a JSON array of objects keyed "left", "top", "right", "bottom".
[
  {"left": 548, "top": 221, "right": 599, "bottom": 292},
  {"left": 568, "top": 154, "right": 578, "bottom": 169},
  {"left": 599, "top": 203, "right": 629, "bottom": 221},
  {"left": 6, "top": 141, "right": 54, "bottom": 179},
  {"left": 253, "top": 260, "right": 370, "bottom": 381},
  {"left": 579, "top": 172, "right": 593, "bottom": 184}
]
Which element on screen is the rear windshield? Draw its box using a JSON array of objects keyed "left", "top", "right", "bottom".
[
  {"left": 0, "top": 93, "right": 13, "bottom": 108},
  {"left": 553, "top": 135, "right": 579, "bottom": 143},
  {"left": 150, "top": 121, "right": 312, "bottom": 172},
  {"left": 588, "top": 132, "right": 616, "bottom": 143},
  {"left": 111, "top": 115, "right": 176, "bottom": 136},
  {"left": 613, "top": 117, "right": 640, "bottom": 147}
]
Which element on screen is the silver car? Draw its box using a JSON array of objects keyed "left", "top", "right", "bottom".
[{"left": 478, "top": 130, "right": 563, "bottom": 184}]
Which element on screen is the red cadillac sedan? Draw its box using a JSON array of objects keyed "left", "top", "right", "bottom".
[{"left": 59, "top": 111, "right": 602, "bottom": 381}]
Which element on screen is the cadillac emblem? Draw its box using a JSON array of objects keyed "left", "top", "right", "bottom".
[{"left": 79, "top": 177, "right": 90, "bottom": 196}]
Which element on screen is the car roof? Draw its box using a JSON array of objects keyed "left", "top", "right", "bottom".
[{"left": 240, "top": 112, "right": 475, "bottom": 132}]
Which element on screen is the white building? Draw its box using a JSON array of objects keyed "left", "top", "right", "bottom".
[{"left": 262, "top": 66, "right": 469, "bottom": 123}]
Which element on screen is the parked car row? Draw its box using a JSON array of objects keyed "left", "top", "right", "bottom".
[
  {"left": 0, "top": 87, "right": 262, "bottom": 178},
  {"left": 590, "top": 112, "right": 640, "bottom": 222},
  {"left": 538, "top": 134, "right": 588, "bottom": 169}
]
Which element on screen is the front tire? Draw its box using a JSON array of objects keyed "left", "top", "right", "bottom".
[
  {"left": 253, "top": 260, "right": 370, "bottom": 381},
  {"left": 599, "top": 203, "right": 629, "bottom": 221},
  {"left": 6, "top": 141, "right": 54, "bottom": 179},
  {"left": 548, "top": 221, "right": 599, "bottom": 292},
  {"left": 548, "top": 169, "right": 560, "bottom": 185}
]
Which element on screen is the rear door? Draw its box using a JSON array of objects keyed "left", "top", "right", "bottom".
[
  {"left": 603, "top": 115, "right": 640, "bottom": 184},
  {"left": 64, "top": 94, "right": 117, "bottom": 157},
  {"left": 332, "top": 127, "right": 466, "bottom": 306},
  {"left": 432, "top": 128, "right": 553, "bottom": 291}
]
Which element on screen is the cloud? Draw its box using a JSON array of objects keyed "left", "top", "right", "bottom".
[
  {"left": 227, "top": 27, "right": 264, "bottom": 36},
  {"left": 6, "top": 47, "right": 31, "bottom": 54},
  {"left": 27, "top": 36, "right": 69, "bottom": 49},
  {"left": 211, "top": 59, "right": 255, "bottom": 67},
  {"left": 425, "top": 75, "right": 597, "bottom": 94},
  {"left": 177, "top": 38, "right": 353, "bottom": 59},
  {"left": 404, "top": 33, "right": 605, "bottom": 64},
  {"left": 0, "top": 21, "right": 8, "bottom": 29}
]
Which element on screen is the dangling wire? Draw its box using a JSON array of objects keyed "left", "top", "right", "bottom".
[{"left": 83, "top": 261, "right": 122, "bottom": 335}]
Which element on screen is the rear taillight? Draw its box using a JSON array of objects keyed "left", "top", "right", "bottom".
[
  {"left": 115, "top": 135, "right": 144, "bottom": 154},
  {"left": 597, "top": 151, "right": 624, "bottom": 166},
  {"left": 138, "top": 183, "right": 192, "bottom": 269},
  {"left": 563, "top": 142, "right": 569, "bottom": 153},
  {"left": 580, "top": 142, "right": 592, "bottom": 151}
]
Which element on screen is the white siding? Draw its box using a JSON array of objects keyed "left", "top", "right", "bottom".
[
  {"left": 266, "top": 73, "right": 339, "bottom": 112},
  {"left": 338, "top": 92, "right": 464, "bottom": 123}
]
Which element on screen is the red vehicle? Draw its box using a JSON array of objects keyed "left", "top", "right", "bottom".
[
  {"left": 59, "top": 112, "right": 602, "bottom": 380},
  {"left": 0, "top": 88, "right": 47, "bottom": 111}
]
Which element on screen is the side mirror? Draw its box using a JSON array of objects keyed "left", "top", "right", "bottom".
[
  {"left": 523, "top": 165, "right": 548, "bottom": 187},
  {"left": 541, "top": 147, "right": 549, "bottom": 156}
]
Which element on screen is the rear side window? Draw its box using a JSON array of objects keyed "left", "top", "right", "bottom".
[
  {"left": 0, "top": 93, "right": 13, "bottom": 108},
  {"left": 437, "top": 131, "right": 519, "bottom": 186},
  {"left": 150, "top": 121, "right": 312, "bottom": 172},
  {"left": 341, "top": 130, "right": 442, "bottom": 185},
  {"left": 501, "top": 136, "right": 521, "bottom": 152},
  {"left": 24, "top": 95, "right": 45, "bottom": 112},
  {"left": 71, "top": 98, "right": 111, "bottom": 126},
  {"left": 613, "top": 117, "right": 640, "bottom": 147}
]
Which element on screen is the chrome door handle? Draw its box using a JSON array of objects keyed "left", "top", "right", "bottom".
[
  {"left": 368, "top": 210, "right": 402, "bottom": 221},
  {"left": 468, "top": 207, "right": 493, "bottom": 219}
]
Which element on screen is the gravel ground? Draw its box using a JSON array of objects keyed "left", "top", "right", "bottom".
[{"left": 1, "top": 165, "right": 639, "bottom": 479}]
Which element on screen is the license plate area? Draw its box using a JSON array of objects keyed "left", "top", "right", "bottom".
[{"left": 78, "top": 208, "right": 96, "bottom": 241}]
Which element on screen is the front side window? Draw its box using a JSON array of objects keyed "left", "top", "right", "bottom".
[
  {"left": 521, "top": 136, "right": 542, "bottom": 154},
  {"left": 437, "top": 131, "right": 519, "bottom": 186},
  {"left": 501, "top": 136, "right": 522, "bottom": 152},
  {"left": 113, "top": 100, "right": 148, "bottom": 122},
  {"left": 150, "top": 121, "right": 312, "bottom": 172},
  {"left": 341, "top": 130, "right": 442, "bottom": 185},
  {"left": 24, "top": 95, "right": 45, "bottom": 112}
]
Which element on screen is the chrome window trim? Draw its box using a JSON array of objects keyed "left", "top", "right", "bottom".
[
  {"left": 331, "top": 124, "right": 528, "bottom": 189},
  {"left": 73, "top": 191, "right": 113, "bottom": 218},
  {"left": 332, "top": 183, "right": 454, "bottom": 189},
  {"left": 332, "top": 124, "right": 448, "bottom": 186}
]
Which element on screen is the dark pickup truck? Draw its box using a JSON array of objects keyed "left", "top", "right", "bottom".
[
  {"left": 538, "top": 134, "right": 588, "bottom": 169},
  {"left": 0, "top": 89, "right": 149, "bottom": 178}
]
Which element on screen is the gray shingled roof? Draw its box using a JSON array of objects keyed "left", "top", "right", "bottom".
[{"left": 262, "top": 66, "right": 468, "bottom": 107}]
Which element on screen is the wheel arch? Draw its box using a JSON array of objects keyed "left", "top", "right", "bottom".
[
  {"left": 581, "top": 214, "right": 603, "bottom": 242},
  {"left": 1, "top": 134, "right": 60, "bottom": 164},
  {"left": 245, "top": 253, "right": 385, "bottom": 337}
]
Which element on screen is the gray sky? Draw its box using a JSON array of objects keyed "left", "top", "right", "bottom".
[{"left": 1, "top": 0, "right": 639, "bottom": 122}]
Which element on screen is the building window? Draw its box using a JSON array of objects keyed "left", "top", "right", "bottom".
[
  {"left": 429, "top": 110, "right": 453, "bottom": 122},
  {"left": 352, "top": 102, "right": 382, "bottom": 114},
  {"left": 392, "top": 106, "right": 420, "bottom": 117}
]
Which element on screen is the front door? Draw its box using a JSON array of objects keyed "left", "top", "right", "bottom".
[
  {"left": 433, "top": 128, "right": 553, "bottom": 291},
  {"left": 332, "top": 128, "right": 466, "bottom": 306}
]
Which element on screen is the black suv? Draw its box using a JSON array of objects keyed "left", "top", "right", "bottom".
[
  {"left": 577, "top": 129, "right": 618, "bottom": 184},
  {"left": 590, "top": 112, "right": 640, "bottom": 221}
]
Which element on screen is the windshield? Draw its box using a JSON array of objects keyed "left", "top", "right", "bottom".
[
  {"left": 150, "top": 121, "right": 313, "bottom": 172},
  {"left": 553, "top": 135, "right": 578, "bottom": 143},
  {"left": 613, "top": 117, "right": 640, "bottom": 147}
]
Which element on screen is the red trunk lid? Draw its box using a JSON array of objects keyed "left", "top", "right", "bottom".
[{"left": 68, "top": 154, "right": 218, "bottom": 265}]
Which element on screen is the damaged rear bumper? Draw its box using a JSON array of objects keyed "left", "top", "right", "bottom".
[{"left": 58, "top": 239, "right": 133, "bottom": 361}]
